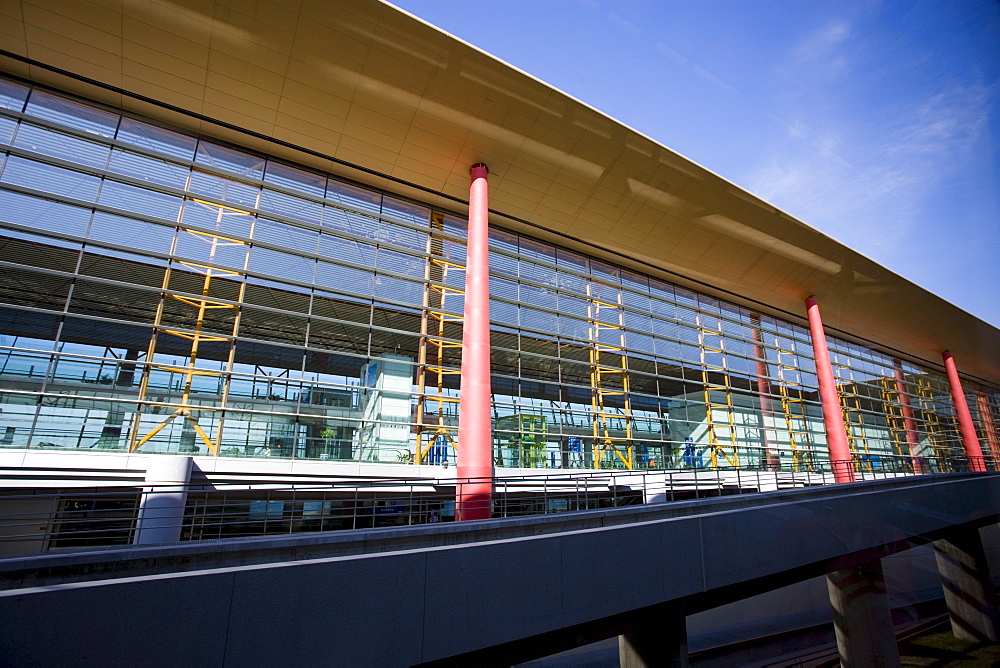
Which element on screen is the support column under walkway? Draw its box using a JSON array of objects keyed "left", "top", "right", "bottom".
[
  {"left": 619, "top": 604, "right": 688, "bottom": 668},
  {"left": 934, "top": 527, "right": 1000, "bottom": 642},
  {"left": 827, "top": 558, "right": 900, "bottom": 667}
]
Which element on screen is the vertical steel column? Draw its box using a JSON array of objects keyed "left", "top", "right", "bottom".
[
  {"left": 893, "top": 359, "right": 925, "bottom": 474},
  {"left": 456, "top": 163, "right": 493, "bottom": 520},
  {"left": 942, "top": 351, "right": 986, "bottom": 472},
  {"left": 805, "top": 297, "right": 854, "bottom": 482},
  {"left": 750, "top": 314, "right": 779, "bottom": 469}
]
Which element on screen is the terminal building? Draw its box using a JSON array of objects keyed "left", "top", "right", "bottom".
[{"left": 0, "top": 1, "right": 998, "bottom": 543}]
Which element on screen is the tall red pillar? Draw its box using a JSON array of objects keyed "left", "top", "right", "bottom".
[
  {"left": 942, "top": 351, "right": 986, "bottom": 472},
  {"left": 805, "top": 297, "right": 854, "bottom": 482},
  {"left": 456, "top": 163, "right": 493, "bottom": 520},
  {"left": 892, "top": 359, "right": 925, "bottom": 474}
]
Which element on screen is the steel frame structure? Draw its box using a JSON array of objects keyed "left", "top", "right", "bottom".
[
  {"left": 587, "top": 280, "right": 633, "bottom": 469},
  {"left": 414, "top": 211, "right": 464, "bottom": 465},
  {"left": 128, "top": 202, "right": 248, "bottom": 455},
  {"left": 696, "top": 314, "right": 740, "bottom": 469}
]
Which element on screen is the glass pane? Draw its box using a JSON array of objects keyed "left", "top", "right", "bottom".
[
  {"left": 0, "top": 77, "right": 29, "bottom": 111},
  {"left": 13, "top": 123, "right": 111, "bottom": 168},
  {"left": 322, "top": 206, "right": 378, "bottom": 239},
  {"left": 326, "top": 179, "right": 380, "bottom": 214},
  {"left": 248, "top": 246, "right": 315, "bottom": 284},
  {"left": 263, "top": 161, "right": 325, "bottom": 198},
  {"left": 314, "top": 261, "right": 373, "bottom": 295},
  {"left": 0, "top": 155, "right": 101, "bottom": 201},
  {"left": 86, "top": 211, "right": 176, "bottom": 254},
  {"left": 179, "top": 200, "right": 253, "bottom": 238},
  {"left": 0, "top": 189, "right": 92, "bottom": 236},
  {"left": 107, "top": 149, "right": 189, "bottom": 189},
  {"left": 253, "top": 218, "right": 318, "bottom": 254},
  {"left": 317, "top": 233, "right": 376, "bottom": 266},
  {"left": 375, "top": 247, "right": 423, "bottom": 278},
  {"left": 373, "top": 274, "right": 423, "bottom": 305},
  {"left": 99, "top": 180, "right": 183, "bottom": 220},
  {"left": 189, "top": 170, "right": 259, "bottom": 208},
  {"left": 378, "top": 219, "right": 425, "bottom": 250},
  {"left": 25, "top": 90, "right": 118, "bottom": 138},
  {"left": 0, "top": 115, "right": 16, "bottom": 143},
  {"left": 259, "top": 188, "right": 322, "bottom": 225},
  {"left": 173, "top": 228, "right": 249, "bottom": 269},
  {"left": 382, "top": 196, "right": 428, "bottom": 226},
  {"left": 195, "top": 141, "right": 264, "bottom": 178},
  {"left": 489, "top": 227, "right": 519, "bottom": 255},
  {"left": 0, "top": 264, "right": 71, "bottom": 311},
  {"left": 117, "top": 117, "right": 197, "bottom": 160}
]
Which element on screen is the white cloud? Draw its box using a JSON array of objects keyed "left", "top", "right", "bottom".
[
  {"left": 607, "top": 11, "right": 641, "bottom": 36},
  {"left": 655, "top": 41, "right": 688, "bottom": 66},
  {"left": 745, "top": 83, "right": 990, "bottom": 260},
  {"left": 693, "top": 65, "right": 736, "bottom": 94},
  {"left": 793, "top": 21, "right": 851, "bottom": 62}
]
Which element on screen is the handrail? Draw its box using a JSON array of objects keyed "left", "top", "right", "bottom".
[{"left": 0, "top": 453, "right": 994, "bottom": 557}]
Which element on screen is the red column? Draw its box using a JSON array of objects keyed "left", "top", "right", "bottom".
[
  {"left": 805, "top": 297, "right": 854, "bottom": 482},
  {"left": 750, "top": 314, "right": 779, "bottom": 469},
  {"left": 456, "top": 163, "right": 493, "bottom": 520},
  {"left": 942, "top": 351, "right": 986, "bottom": 472},
  {"left": 892, "top": 359, "right": 925, "bottom": 474},
  {"left": 975, "top": 391, "right": 999, "bottom": 462}
]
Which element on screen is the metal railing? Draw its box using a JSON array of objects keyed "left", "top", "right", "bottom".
[{"left": 0, "top": 453, "right": 994, "bottom": 557}]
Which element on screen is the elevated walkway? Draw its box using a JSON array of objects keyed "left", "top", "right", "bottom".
[{"left": 2, "top": 473, "right": 999, "bottom": 666}]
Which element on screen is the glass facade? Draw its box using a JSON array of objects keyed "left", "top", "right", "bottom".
[{"left": 1, "top": 75, "right": 997, "bottom": 471}]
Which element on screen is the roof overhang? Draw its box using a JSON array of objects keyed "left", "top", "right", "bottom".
[{"left": 2, "top": 0, "right": 997, "bottom": 382}]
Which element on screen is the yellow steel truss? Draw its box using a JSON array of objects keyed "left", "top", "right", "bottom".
[
  {"left": 696, "top": 316, "right": 739, "bottom": 469},
  {"left": 975, "top": 391, "right": 1000, "bottom": 460},
  {"left": 834, "top": 367, "right": 875, "bottom": 472},
  {"left": 587, "top": 282, "right": 633, "bottom": 469},
  {"left": 914, "top": 375, "right": 951, "bottom": 459},
  {"left": 415, "top": 212, "right": 464, "bottom": 464},
  {"left": 877, "top": 376, "right": 910, "bottom": 459},
  {"left": 774, "top": 344, "right": 814, "bottom": 471},
  {"left": 128, "top": 204, "right": 248, "bottom": 455}
]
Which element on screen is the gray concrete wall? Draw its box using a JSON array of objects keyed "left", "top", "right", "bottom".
[{"left": 0, "top": 496, "right": 53, "bottom": 556}]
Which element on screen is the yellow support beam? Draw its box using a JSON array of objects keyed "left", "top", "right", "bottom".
[
  {"left": 697, "top": 317, "right": 739, "bottom": 469},
  {"left": 415, "top": 212, "right": 464, "bottom": 465},
  {"left": 587, "top": 282, "right": 633, "bottom": 470},
  {"left": 128, "top": 218, "right": 248, "bottom": 456}
]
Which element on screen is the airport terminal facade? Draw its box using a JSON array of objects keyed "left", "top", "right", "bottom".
[
  {"left": 0, "top": 1, "right": 998, "bottom": 480},
  {"left": 1, "top": 72, "right": 997, "bottom": 475}
]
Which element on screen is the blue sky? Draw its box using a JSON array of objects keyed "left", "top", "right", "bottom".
[{"left": 391, "top": 0, "right": 1000, "bottom": 327}]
